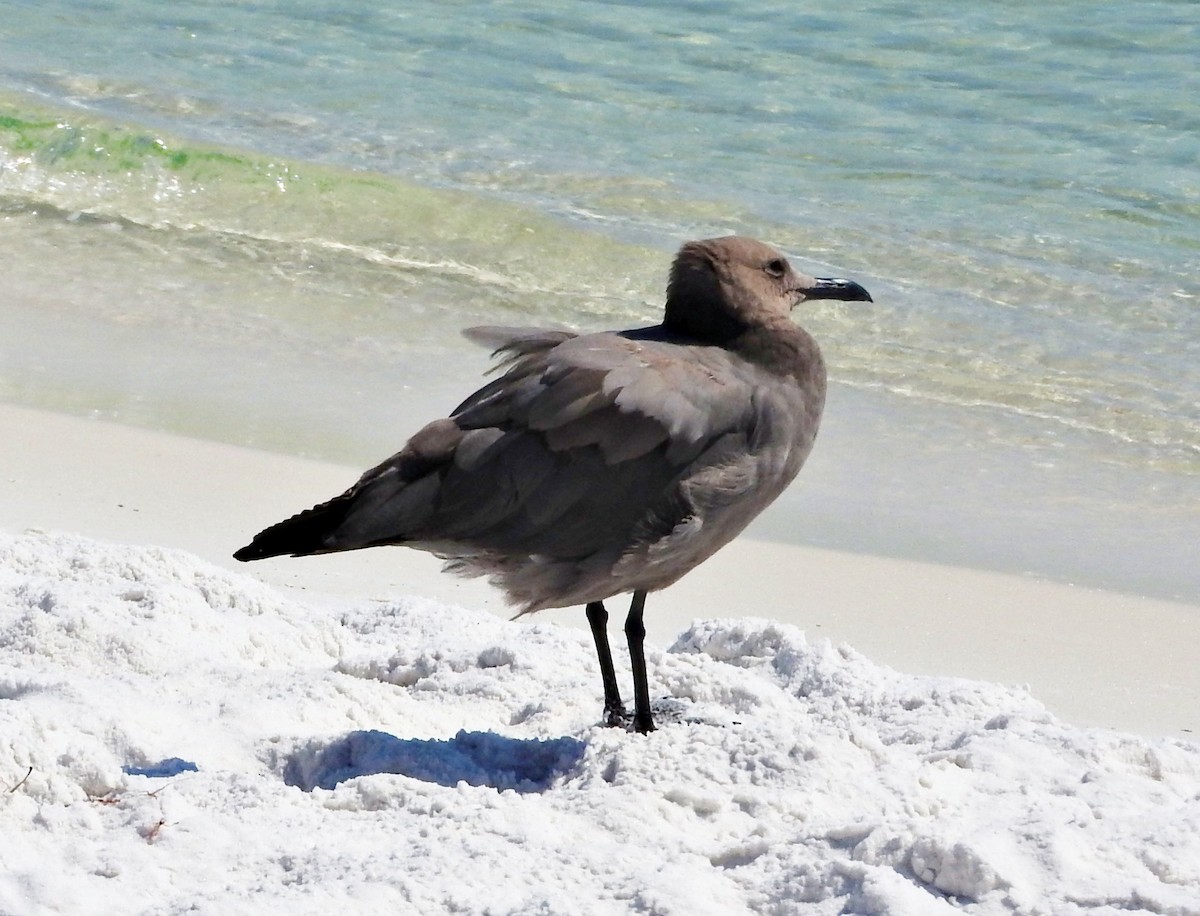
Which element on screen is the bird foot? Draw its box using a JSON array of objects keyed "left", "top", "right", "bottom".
[
  {"left": 600, "top": 702, "right": 661, "bottom": 734},
  {"left": 631, "top": 713, "right": 656, "bottom": 735},
  {"left": 601, "top": 704, "right": 628, "bottom": 729}
]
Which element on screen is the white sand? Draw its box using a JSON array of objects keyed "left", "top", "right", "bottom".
[
  {"left": 3, "top": 403, "right": 1197, "bottom": 738},
  {"left": 4, "top": 404, "right": 1200, "bottom": 913}
]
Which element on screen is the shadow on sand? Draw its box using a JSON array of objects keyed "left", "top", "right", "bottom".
[{"left": 282, "top": 729, "right": 586, "bottom": 793}]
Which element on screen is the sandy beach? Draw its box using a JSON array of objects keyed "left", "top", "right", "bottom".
[
  {"left": 5, "top": 401, "right": 1200, "bottom": 913},
  {"left": 4, "top": 401, "right": 1197, "bottom": 739}
]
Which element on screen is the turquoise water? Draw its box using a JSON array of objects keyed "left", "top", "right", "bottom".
[{"left": 1, "top": 1, "right": 1196, "bottom": 600}]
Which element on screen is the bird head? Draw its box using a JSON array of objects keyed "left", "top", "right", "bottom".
[{"left": 664, "top": 236, "right": 872, "bottom": 343}]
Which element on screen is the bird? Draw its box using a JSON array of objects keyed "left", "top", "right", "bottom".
[{"left": 234, "top": 236, "right": 872, "bottom": 733}]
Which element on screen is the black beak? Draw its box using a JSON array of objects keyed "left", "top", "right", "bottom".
[{"left": 807, "top": 277, "right": 873, "bottom": 303}]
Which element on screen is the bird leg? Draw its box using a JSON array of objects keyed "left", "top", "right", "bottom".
[
  {"left": 586, "top": 600, "right": 626, "bottom": 726},
  {"left": 625, "top": 590, "right": 656, "bottom": 734}
]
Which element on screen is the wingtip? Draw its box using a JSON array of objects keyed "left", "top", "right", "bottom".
[{"left": 232, "top": 544, "right": 258, "bottom": 562}]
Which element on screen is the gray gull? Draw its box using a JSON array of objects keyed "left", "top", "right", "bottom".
[{"left": 234, "top": 236, "right": 872, "bottom": 733}]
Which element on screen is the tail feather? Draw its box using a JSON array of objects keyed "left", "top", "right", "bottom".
[{"left": 233, "top": 496, "right": 354, "bottom": 562}]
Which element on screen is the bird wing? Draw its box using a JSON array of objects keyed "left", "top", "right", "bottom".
[
  {"left": 455, "top": 327, "right": 761, "bottom": 464},
  {"left": 249, "top": 325, "right": 794, "bottom": 571},
  {"left": 400, "top": 326, "right": 774, "bottom": 559}
]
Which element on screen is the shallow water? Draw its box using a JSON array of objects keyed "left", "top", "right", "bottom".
[{"left": 1, "top": 2, "right": 1196, "bottom": 600}]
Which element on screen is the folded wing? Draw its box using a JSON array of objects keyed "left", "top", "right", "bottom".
[{"left": 236, "top": 325, "right": 774, "bottom": 566}]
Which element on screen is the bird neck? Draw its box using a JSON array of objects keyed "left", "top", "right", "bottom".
[{"left": 729, "top": 320, "right": 826, "bottom": 386}]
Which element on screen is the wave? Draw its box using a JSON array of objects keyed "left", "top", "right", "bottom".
[
  {"left": 2, "top": 91, "right": 1196, "bottom": 476},
  {"left": 0, "top": 91, "right": 670, "bottom": 323}
]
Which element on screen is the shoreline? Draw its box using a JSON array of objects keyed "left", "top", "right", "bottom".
[{"left": 3, "top": 400, "right": 1197, "bottom": 738}]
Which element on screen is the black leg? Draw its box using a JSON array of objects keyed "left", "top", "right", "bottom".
[
  {"left": 625, "top": 590, "right": 655, "bottom": 734},
  {"left": 586, "top": 600, "right": 626, "bottom": 726}
]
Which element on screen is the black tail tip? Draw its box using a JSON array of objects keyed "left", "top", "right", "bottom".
[{"left": 233, "top": 543, "right": 264, "bottom": 562}]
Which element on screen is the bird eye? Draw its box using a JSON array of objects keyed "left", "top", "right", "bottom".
[{"left": 764, "top": 258, "right": 787, "bottom": 278}]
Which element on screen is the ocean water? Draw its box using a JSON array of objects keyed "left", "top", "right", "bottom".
[{"left": 1, "top": 1, "right": 1196, "bottom": 601}]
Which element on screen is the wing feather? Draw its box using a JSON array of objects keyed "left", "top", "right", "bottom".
[{"left": 311, "top": 326, "right": 778, "bottom": 565}]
